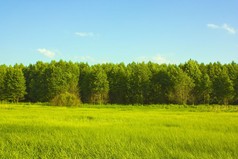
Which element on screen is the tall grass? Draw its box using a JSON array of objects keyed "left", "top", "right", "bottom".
[{"left": 0, "top": 104, "right": 237, "bottom": 158}]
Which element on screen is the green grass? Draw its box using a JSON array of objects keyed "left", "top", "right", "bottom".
[{"left": 0, "top": 104, "right": 238, "bottom": 159}]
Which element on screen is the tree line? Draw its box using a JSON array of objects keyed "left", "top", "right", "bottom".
[{"left": 0, "top": 60, "right": 238, "bottom": 105}]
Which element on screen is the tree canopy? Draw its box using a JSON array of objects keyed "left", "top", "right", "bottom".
[{"left": 0, "top": 60, "right": 238, "bottom": 105}]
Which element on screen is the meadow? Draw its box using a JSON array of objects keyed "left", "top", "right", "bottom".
[{"left": 0, "top": 104, "right": 238, "bottom": 159}]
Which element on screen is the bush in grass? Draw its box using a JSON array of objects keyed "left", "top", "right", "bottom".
[{"left": 50, "top": 92, "right": 81, "bottom": 107}]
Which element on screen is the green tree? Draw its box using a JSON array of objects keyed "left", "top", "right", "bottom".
[
  {"left": 78, "top": 63, "right": 91, "bottom": 103},
  {"left": 106, "top": 63, "right": 128, "bottom": 104},
  {"left": 50, "top": 92, "right": 81, "bottom": 106},
  {"left": 0, "top": 65, "right": 7, "bottom": 101},
  {"left": 46, "top": 60, "right": 80, "bottom": 101},
  {"left": 213, "top": 69, "right": 234, "bottom": 104},
  {"left": 199, "top": 74, "right": 212, "bottom": 104},
  {"left": 180, "top": 60, "right": 202, "bottom": 104},
  {"left": 90, "top": 65, "right": 109, "bottom": 104},
  {"left": 26, "top": 61, "right": 80, "bottom": 102},
  {"left": 127, "top": 62, "right": 151, "bottom": 104},
  {"left": 150, "top": 64, "right": 171, "bottom": 104},
  {"left": 4, "top": 67, "right": 26, "bottom": 102},
  {"left": 225, "top": 62, "right": 238, "bottom": 104},
  {"left": 206, "top": 62, "right": 223, "bottom": 104},
  {"left": 168, "top": 65, "right": 194, "bottom": 104},
  {"left": 1, "top": 60, "right": 237, "bottom": 105},
  {"left": 26, "top": 61, "right": 49, "bottom": 102}
]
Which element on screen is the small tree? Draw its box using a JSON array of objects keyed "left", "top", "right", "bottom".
[{"left": 50, "top": 92, "right": 81, "bottom": 107}]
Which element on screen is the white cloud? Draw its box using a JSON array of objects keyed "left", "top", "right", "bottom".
[
  {"left": 75, "top": 32, "right": 94, "bottom": 37},
  {"left": 153, "top": 54, "right": 170, "bottom": 63},
  {"left": 222, "top": 24, "right": 237, "bottom": 34},
  {"left": 207, "top": 24, "right": 219, "bottom": 29},
  {"left": 74, "top": 55, "right": 111, "bottom": 64},
  {"left": 37, "top": 48, "right": 55, "bottom": 58},
  {"left": 207, "top": 23, "right": 237, "bottom": 34},
  {"left": 75, "top": 55, "right": 97, "bottom": 63},
  {"left": 137, "top": 54, "right": 170, "bottom": 64}
]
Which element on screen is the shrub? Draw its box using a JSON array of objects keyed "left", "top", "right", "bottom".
[{"left": 50, "top": 92, "right": 81, "bottom": 107}]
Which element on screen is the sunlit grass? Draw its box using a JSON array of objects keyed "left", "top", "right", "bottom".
[{"left": 0, "top": 104, "right": 237, "bottom": 158}]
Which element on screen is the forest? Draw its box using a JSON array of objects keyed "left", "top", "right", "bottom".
[{"left": 0, "top": 59, "right": 237, "bottom": 105}]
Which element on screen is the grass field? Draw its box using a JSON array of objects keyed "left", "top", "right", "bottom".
[{"left": 0, "top": 104, "right": 238, "bottom": 159}]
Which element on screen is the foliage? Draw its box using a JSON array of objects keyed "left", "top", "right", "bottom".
[
  {"left": 213, "top": 69, "right": 234, "bottom": 104},
  {"left": 3, "top": 66, "right": 26, "bottom": 102},
  {"left": 25, "top": 60, "right": 80, "bottom": 102},
  {"left": 127, "top": 62, "right": 151, "bottom": 104},
  {"left": 0, "top": 65, "right": 7, "bottom": 101},
  {"left": 167, "top": 65, "right": 195, "bottom": 104},
  {"left": 1, "top": 60, "right": 238, "bottom": 105},
  {"left": 50, "top": 92, "right": 81, "bottom": 107},
  {"left": 89, "top": 65, "right": 109, "bottom": 104},
  {"left": 106, "top": 63, "right": 128, "bottom": 104}
]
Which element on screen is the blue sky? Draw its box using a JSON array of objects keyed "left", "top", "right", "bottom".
[{"left": 0, "top": 0, "right": 237, "bottom": 65}]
